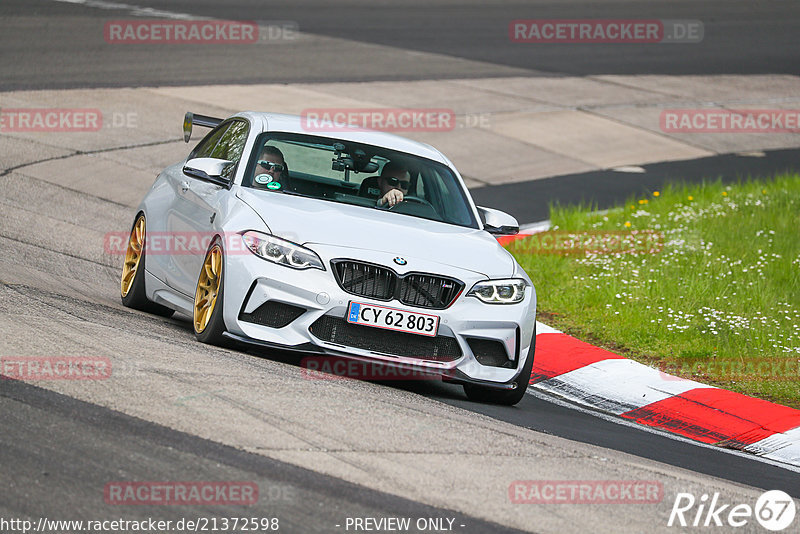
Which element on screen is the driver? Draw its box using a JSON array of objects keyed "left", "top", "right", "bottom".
[{"left": 376, "top": 161, "right": 411, "bottom": 208}]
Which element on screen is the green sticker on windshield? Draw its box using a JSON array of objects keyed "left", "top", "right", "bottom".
[{"left": 266, "top": 181, "right": 282, "bottom": 190}]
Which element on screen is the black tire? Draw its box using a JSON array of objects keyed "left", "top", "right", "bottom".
[
  {"left": 120, "top": 214, "right": 174, "bottom": 318},
  {"left": 463, "top": 323, "right": 536, "bottom": 406},
  {"left": 193, "top": 240, "right": 229, "bottom": 346}
]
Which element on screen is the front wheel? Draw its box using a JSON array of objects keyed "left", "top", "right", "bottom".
[
  {"left": 120, "top": 214, "right": 174, "bottom": 317},
  {"left": 193, "top": 241, "right": 228, "bottom": 346},
  {"left": 463, "top": 323, "right": 536, "bottom": 406}
]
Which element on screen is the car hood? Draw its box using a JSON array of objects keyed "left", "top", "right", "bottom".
[{"left": 236, "top": 189, "right": 515, "bottom": 278}]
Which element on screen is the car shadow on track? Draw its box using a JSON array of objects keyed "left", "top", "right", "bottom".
[
  {"left": 161, "top": 312, "right": 522, "bottom": 409},
  {"left": 242, "top": 343, "right": 482, "bottom": 404}
]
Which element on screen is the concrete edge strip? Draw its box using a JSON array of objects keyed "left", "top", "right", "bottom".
[{"left": 530, "top": 321, "right": 800, "bottom": 469}]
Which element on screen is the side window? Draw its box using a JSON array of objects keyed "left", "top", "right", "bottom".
[
  {"left": 187, "top": 120, "right": 250, "bottom": 180},
  {"left": 189, "top": 123, "right": 231, "bottom": 160},
  {"left": 428, "top": 169, "right": 471, "bottom": 226}
]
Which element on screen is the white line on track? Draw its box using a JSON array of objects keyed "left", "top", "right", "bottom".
[
  {"left": 52, "top": 0, "right": 197, "bottom": 20},
  {"left": 526, "top": 387, "right": 800, "bottom": 474}
]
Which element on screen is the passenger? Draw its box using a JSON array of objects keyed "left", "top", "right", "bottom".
[{"left": 253, "top": 146, "right": 289, "bottom": 189}]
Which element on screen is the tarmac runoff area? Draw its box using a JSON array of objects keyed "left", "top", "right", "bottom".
[{"left": 2, "top": 73, "right": 800, "bottom": 205}]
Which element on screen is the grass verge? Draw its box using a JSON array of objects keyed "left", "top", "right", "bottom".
[{"left": 508, "top": 173, "right": 800, "bottom": 408}]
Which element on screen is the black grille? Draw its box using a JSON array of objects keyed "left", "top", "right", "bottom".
[
  {"left": 239, "top": 300, "right": 306, "bottom": 328},
  {"left": 400, "top": 273, "right": 462, "bottom": 309},
  {"left": 333, "top": 261, "right": 395, "bottom": 300},
  {"left": 467, "top": 338, "right": 512, "bottom": 368},
  {"left": 331, "top": 260, "right": 463, "bottom": 310},
  {"left": 309, "top": 315, "right": 462, "bottom": 362}
]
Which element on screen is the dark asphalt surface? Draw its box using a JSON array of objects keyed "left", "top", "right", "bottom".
[
  {"left": 241, "top": 358, "right": 800, "bottom": 498},
  {"left": 433, "top": 384, "right": 800, "bottom": 498},
  {"left": 129, "top": 0, "right": 799, "bottom": 76},
  {"left": 1, "top": 0, "right": 799, "bottom": 90},
  {"left": 472, "top": 148, "right": 800, "bottom": 224},
  {"left": 0, "top": 378, "right": 525, "bottom": 534}
]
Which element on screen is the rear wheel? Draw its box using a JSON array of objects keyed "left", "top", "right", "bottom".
[
  {"left": 120, "top": 214, "right": 174, "bottom": 317},
  {"left": 193, "top": 241, "right": 228, "bottom": 346},
  {"left": 463, "top": 323, "right": 536, "bottom": 406}
]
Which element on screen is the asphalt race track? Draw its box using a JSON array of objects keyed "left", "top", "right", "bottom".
[
  {"left": 2, "top": 1, "right": 800, "bottom": 533},
  {"left": 1, "top": 378, "right": 524, "bottom": 534},
  {"left": 2, "top": 0, "right": 799, "bottom": 90}
]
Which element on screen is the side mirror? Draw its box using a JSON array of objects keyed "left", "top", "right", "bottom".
[
  {"left": 183, "top": 157, "right": 234, "bottom": 186},
  {"left": 477, "top": 206, "right": 519, "bottom": 236}
]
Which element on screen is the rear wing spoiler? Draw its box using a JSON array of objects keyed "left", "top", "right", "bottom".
[{"left": 183, "top": 112, "right": 223, "bottom": 142}]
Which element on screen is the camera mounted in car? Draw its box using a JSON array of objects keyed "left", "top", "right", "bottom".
[{"left": 331, "top": 142, "right": 379, "bottom": 177}]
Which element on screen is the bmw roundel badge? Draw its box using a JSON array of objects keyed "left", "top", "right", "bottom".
[{"left": 393, "top": 257, "right": 407, "bottom": 266}]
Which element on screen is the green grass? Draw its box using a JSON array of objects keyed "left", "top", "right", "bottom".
[{"left": 508, "top": 173, "right": 800, "bottom": 407}]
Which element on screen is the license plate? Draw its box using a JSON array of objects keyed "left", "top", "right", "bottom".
[{"left": 346, "top": 302, "right": 439, "bottom": 337}]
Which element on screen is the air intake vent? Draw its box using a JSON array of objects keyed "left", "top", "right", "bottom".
[
  {"left": 467, "top": 338, "right": 512, "bottom": 368},
  {"left": 239, "top": 300, "right": 306, "bottom": 328},
  {"left": 309, "top": 315, "right": 462, "bottom": 362}
]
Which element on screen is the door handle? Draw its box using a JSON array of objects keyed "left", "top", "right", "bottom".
[{"left": 180, "top": 181, "right": 190, "bottom": 193}]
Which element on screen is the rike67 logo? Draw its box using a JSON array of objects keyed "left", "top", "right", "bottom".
[{"left": 668, "top": 490, "right": 796, "bottom": 531}]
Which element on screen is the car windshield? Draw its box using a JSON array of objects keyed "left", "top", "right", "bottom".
[{"left": 242, "top": 132, "right": 478, "bottom": 228}]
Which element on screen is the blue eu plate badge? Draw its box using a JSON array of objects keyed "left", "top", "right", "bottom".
[{"left": 348, "top": 303, "right": 361, "bottom": 322}]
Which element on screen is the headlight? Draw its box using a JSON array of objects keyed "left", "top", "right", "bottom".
[
  {"left": 467, "top": 278, "right": 527, "bottom": 304},
  {"left": 241, "top": 231, "right": 324, "bottom": 270}
]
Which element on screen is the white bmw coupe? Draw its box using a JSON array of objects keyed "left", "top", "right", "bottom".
[{"left": 121, "top": 111, "right": 536, "bottom": 405}]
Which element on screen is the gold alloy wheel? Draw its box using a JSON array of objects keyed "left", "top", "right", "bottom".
[
  {"left": 194, "top": 244, "right": 223, "bottom": 333},
  {"left": 121, "top": 216, "right": 145, "bottom": 297}
]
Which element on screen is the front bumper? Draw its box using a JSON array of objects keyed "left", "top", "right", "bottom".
[{"left": 222, "top": 246, "right": 536, "bottom": 386}]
